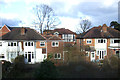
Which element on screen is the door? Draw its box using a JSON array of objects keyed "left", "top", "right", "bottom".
[
  {"left": 28, "top": 54, "right": 31, "bottom": 62},
  {"left": 91, "top": 52, "right": 95, "bottom": 61}
]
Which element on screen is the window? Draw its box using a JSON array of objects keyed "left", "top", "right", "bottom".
[
  {"left": 0, "top": 54, "right": 4, "bottom": 58},
  {"left": 8, "top": 42, "right": 17, "bottom": 46},
  {"left": 114, "top": 40, "right": 120, "bottom": 43},
  {"left": 54, "top": 32, "right": 59, "bottom": 36},
  {"left": 52, "top": 41, "right": 59, "bottom": 47},
  {"left": 86, "top": 39, "right": 92, "bottom": 44},
  {"left": 40, "top": 41, "right": 45, "bottom": 47},
  {"left": 97, "top": 50, "right": 106, "bottom": 60},
  {"left": 116, "top": 50, "right": 120, "bottom": 58},
  {"left": 44, "top": 55, "right": 46, "bottom": 58},
  {"left": 97, "top": 39, "right": 106, "bottom": 43},
  {"left": 63, "top": 34, "right": 74, "bottom": 42},
  {"left": 85, "top": 53, "right": 89, "bottom": 56},
  {"left": 25, "top": 42, "right": 34, "bottom": 46},
  {"left": 54, "top": 53, "right": 61, "bottom": 59},
  {"left": 0, "top": 42, "right": 2, "bottom": 46}
]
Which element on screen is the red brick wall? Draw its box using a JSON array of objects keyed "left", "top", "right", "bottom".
[
  {"left": 47, "top": 41, "right": 64, "bottom": 63},
  {"left": 0, "top": 25, "right": 11, "bottom": 37}
]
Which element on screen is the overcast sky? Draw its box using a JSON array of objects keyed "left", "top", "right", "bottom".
[{"left": 0, "top": 0, "right": 119, "bottom": 32}]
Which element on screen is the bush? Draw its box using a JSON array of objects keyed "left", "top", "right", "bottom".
[
  {"left": 6, "top": 55, "right": 25, "bottom": 78},
  {"left": 2, "top": 60, "right": 12, "bottom": 78},
  {"left": 34, "top": 60, "right": 59, "bottom": 79},
  {"left": 13, "top": 55, "right": 25, "bottom": 70}
]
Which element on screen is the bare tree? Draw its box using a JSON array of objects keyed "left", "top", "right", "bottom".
[
  {"left": 33, "top": 4, "right": 60, "bottom": 34},
  {"left": 76, "top": 19, "right": 91, "bottom": 34}
]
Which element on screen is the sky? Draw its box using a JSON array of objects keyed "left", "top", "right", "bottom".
[{"left": 0, "top": 0, "right": 119, "bottom": 32}]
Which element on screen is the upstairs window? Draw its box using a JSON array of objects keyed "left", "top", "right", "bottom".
[
  {"left": 114, "top": 40, "right": 120, "bottom": 43},
  {"left": 40, "top": 41, "right": 45, "bottom": 47},
  {"left": 52, "top": 41, "right": 59, "bottom": 47},
  {"left": 25, "top": 42, "right": 34, "bottom": 46},
  {"left": 86, "top": 39, "right": 92, "bottom": 44},
  {"left": 98, "top": 39, "right": 106, "bottom": 43},
  {"left": 8, "top": 42, "right": 17, "bottom": 46}
]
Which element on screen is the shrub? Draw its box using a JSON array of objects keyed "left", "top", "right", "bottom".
[
  {"left": 2, "top": 60, "right": 12, "bottom": 78},
  {"left": 34, "top": 60, "right": 59, "bottom": 79}
]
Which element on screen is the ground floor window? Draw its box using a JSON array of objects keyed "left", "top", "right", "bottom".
[
  {"left": 85, "top": 52, "right": 89, "bottom": 56},
  {"left": 97, "top": 50, "right": 106, "bottom": 60},
  {"left": 116, "top": 50, "right": 120, "bottom": 58},
  {"left": 0, "top": 54, "right": 4, "bottom": 58},
  {"left": 54, "top": 53, "right": 61, "bottom": 59}
]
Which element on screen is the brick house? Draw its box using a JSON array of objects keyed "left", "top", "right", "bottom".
[
  {"left": 43, "top": 28, "right": 76, "bottom": 45},
  {"left": 44, "top": 35, "right": 64, "bottom": 64},
  {"left": 76, "top": 24, "right": 120, "bottom": 62}
]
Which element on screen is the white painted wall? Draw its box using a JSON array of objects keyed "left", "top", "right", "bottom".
[
  {"left": 36, "top": 48, "right": 47, "bottom": 62},
  {"left": 95, "top": 39, "right": 107, "bottom": 60}
]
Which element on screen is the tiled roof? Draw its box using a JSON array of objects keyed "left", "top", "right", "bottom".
[
  {"left": 53, "top": 28, "right": 76, "bottom": 34},
  {"left": 77, "top": 24, "right": 120, "bottom": 39},
  {"left": 0, "top": 27, "right": 46, "bottom": 40},
  {"left": 43, "top": 28, "right": 76, "bottom": 35}
]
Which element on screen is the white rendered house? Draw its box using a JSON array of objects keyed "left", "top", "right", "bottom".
[{"left": 0, "top": 27, "right": 47, "bottom": 64}]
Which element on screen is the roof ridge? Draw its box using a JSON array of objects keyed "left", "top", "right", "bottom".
[{"left": 32, "top": 28, "right": 47, "bottom": 40}]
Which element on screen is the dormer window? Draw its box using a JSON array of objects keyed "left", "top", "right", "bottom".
[{"left": 54, "top": 32, "right": 59, "bottom": 36}]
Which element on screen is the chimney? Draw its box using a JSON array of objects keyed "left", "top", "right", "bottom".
[
  {"left": 21, "top": 27, "right": 25, "bottom": 35},
  {"left": 101, "top": 24, "right": 107, "bottom": 32}
]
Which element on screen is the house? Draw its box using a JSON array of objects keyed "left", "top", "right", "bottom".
[
  {"left": 0, "top": 26, "right": 47, "bottom": 64},
  {"left": 43, "top": 28, "right": 76, "bottom": 45},
  {"left": 76, "top": 24, "right": 120, "bottom": 62},
  {"left": 44, "top": 35, "right": 64, "bottom": 64}
]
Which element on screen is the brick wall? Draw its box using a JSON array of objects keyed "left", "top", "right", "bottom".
[
  {"left": 47, "top": 40, "right": 64, "bottom": 63},
  {"left": 0, "top": 25, "right": 11, "bottom": 37}
]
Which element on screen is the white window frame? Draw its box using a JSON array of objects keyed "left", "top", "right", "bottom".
[
  {"left": 97, "top": 39, "right": 106, "bottom": 43},
  {"left": 54, "top": 53, "right": 61, "bottom": 59},
  {"left": 86, "top": 39, "right": 92, "bottom": 44},
  {"left": 8, "top": 42, "right": 17, "bottom": 46},
  {"left": 52, "top": 41, "right": 59, "bottom": 47},
  {"left": 25, "top": 42, "right": 34, "bottom": 46},
  {"left": 54, "top": 32, "right": 59, "bottom": 36},
  {"left": 40, "top": 41, "right": 45, "bottom": 47}
]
